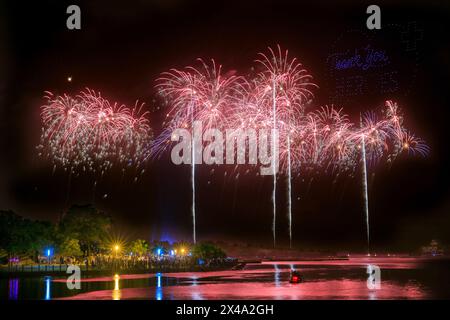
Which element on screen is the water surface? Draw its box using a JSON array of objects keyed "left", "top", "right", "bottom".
[{"left": 1, "top": 257, "right": 449, "bottom": 300}]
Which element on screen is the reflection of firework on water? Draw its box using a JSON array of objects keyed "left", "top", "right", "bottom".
[{"left": 37, "top": 89, "right": 152, "bottom": 177}]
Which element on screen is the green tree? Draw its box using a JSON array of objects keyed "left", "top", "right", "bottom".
[
  {"left": 129, "top": 239, "right": 149, "bottom": 257},
  {"left": 0, "top": 210, "right": 54, "bottom": 262},
  {"left": 27, "top": 220, "right": 54, "bottom": 260},
  {"left": 192, "top": 242, "right": 226, "bottom": 260},
  {"left": 59, "top": 238, "right": 83, "bottom": 258},
  {"left": 60, "top": 204, "right": 112, "bottom": 259}
]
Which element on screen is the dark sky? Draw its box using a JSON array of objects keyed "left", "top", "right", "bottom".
[{"left": 1, "top": 0, "right": 449, "bottom": 251}]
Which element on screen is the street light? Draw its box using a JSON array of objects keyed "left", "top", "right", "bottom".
[
  {"left": 112, "top": 245, "right": 121, "bottom": 271},
  {"left": 112, "top": 244, "right": 121, "bottom": 259}
]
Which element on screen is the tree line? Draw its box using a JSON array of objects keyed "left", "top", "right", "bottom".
[{"left": 0, "top": 204, "right": 227, "bottom": 266}]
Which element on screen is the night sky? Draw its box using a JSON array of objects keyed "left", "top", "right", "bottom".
[{"left": 1, "top": 0, "right": 449, "bottom": 251}]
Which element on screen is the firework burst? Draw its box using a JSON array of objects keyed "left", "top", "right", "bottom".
[{"left": 38, "top": 89, "right": 152, "bottom": 177}]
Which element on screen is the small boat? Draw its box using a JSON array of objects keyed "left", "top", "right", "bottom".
[{"left": 290, "top": 270, "right": 303, "bottom": 284}]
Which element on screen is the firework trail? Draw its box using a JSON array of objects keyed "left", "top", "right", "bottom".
[
  {"left": 360, "top": 113, "right": 370, "bottom": 254},
  {"left": 154, "top": 66, "right": 199, "bottom": 242},
  {"left": 155, "top": 59, "right": 246, "bottom": 243},
  {"left": 252, "top": 45, "right": 316, "bottom": 247},
  {"left": 272, "top": 77, "right": 277, "bottom": 248},
  {"left": 38, "top": 89, "right": 152, "bottom": 179},
  {"left": 286, "top": 133, "right": 292, "bottom": 247},
  {"left": 191, "top": 104, "right": 196, "bottom": 244},
  {"left": 342, "top": 101, "right": 428, "bottom": 252},
  {"left": 361, "top": 101, "right": 428, "bottom": 252}
]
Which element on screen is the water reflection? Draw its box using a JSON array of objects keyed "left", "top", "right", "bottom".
[
  {"left": 366, "top": 264, "right": 381, "bottom": 289},
  {"left": 274, "top": 264, "right": 280, "bottom": 287},
  {"left": 112, "top": 274, "right": 121, "bottom": 300},
  {"left": 8, "top": 279, "right": 19, "bottom": 300},
  {"left": 155, "top": 273, "right": 162, "bottom": 300},
  {"left": 44, "top": 277, "right": 51, "bottom": 300},
  {"left": 190, "top": 275, "right": 203, "bottom": 300},
  {"left": 4, "top": 258, "right": 444, "bottom": 300}
]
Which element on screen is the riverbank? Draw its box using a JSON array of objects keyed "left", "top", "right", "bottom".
[{"left": 0, "top": 262, "right": 238, "bottom": 278}]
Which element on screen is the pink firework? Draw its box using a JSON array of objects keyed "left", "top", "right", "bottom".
[
  {"left": 299, "top": 106, "right": 356, "bottom": 172},
  {"left": 252, "top": 45, "right": 317, "bottom": 173},
  {"left": 275, "top": 99, "right": 429, "bottom": 177},
  {"left": 250, "top": 45, "right": 317, "bottom": 247},
  {"left": 156, "top": 58, "right": 247, "bottom": 130},
  {"left": 383, "top": 100, "right": 429, "bottom": 158},
  {"left": 345, "top": 100, "right": 429, "bottom": 168},
  {"left": 153, "top": 58, "right": 247, "bottom": 158},
  {"left": 38, "top": 89, "right": 152, "bottom": 176}
]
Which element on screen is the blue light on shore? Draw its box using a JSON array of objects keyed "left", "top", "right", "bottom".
[{"left": 45, "top": 248, "right": 53, "bottom": 257}]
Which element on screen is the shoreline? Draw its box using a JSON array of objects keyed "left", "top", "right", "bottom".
[
  {"left": 2, "top": 255, "right": 448, "bottom": 278},
  {"left": 0, "top": 263, "right": 238, "bottom": 279}
]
